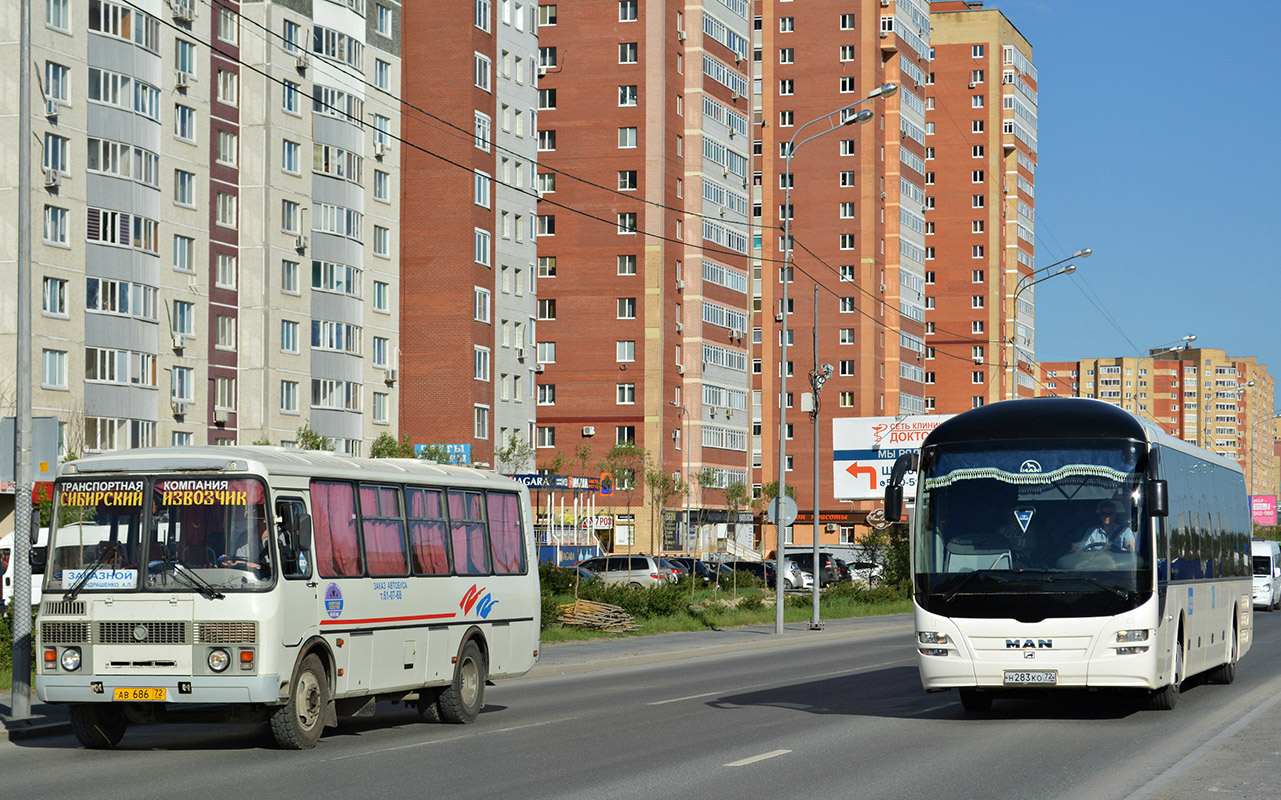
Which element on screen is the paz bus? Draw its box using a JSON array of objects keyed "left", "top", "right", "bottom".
[
  {"left": 883, "top": 398, "right": 1251, "bottom": 711},
  {"left": 35, "top": 446, "right": 540, "bottom": 748}
]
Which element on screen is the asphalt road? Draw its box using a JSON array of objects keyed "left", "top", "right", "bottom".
[{"left": 3, "top": 612, "right": 1280, "bottom": 800}]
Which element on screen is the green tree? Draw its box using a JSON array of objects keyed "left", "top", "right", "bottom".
[
  {"left": 415, "top": 443, "right": 450, "bottom": 463},
  {"left": 370, "top": 432, "right": 416, "bottom": 458},
  {"left": 644, "top": 454, "right": 682, "bottom": 553},
  {"left": 495, "top": 432, "right": 536, "bottom": 474},
  {"left": 295, "top": 424, "right": 333, "bottom": 451},
  {"left": 724, "top": 480, "right": 749, "bottom": 556},
  {"left": 598, "top": 442, "right": 644, "bottom": 553}
]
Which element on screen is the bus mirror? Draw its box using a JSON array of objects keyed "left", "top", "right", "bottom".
[
  {"left": 884, "top": 485, "right": 904, "bottom": 522},
  {"left": 296, "top": 512, "right": 313, "bottom": 550},
  {"left": 1148, "top": 479, "right": 1168, "bottom": 517},
  {"left": 31, "top": 517, "right": 40, "bottom": 547},
  {"left": 30, "top": 547, "right": 46, "bottom": 571}
]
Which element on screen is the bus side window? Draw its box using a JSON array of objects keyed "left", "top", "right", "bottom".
[{"left": 276, "top": 498, "right": 312, "bottom": 579}]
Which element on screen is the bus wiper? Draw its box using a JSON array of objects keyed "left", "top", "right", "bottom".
[
  {"left": 65, "top": 542, "right": 121, "bottom": 604},
  {"left": 941, "top": 569, "right": 1008, "bottom": 603},
  {"left": 1041, "top": 574, "right": 1130, "bottom": 599},
  {"left": 166, "top": 560, "right": 225, "bottom": 600}
]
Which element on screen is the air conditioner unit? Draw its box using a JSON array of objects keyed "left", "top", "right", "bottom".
[
  {"left": 968, "top": 82, "right": 976, "bottom": 89},
  {"left": 516, "top": 347, "right": 526, "bottom": 360},
  {"left": 719, "top": 206, "right": 727, "bottom": 217},
  {"left": 383, "top": 368, "right": 397, "bottom": 384},
  {"left": 172, "top": 4, "right": 194, "bottom": 23},
  {"left": 171, "top": 334, "right": 185, "bottom": 350},
  {"left": 213, "top": 408, "right": 228, "bottom": 424},
  {"left": 582, "top": 426, "right": 595, "bottom": 436},
  {"left": 677, "top": 365, "right": 685, "bottom": 375},
  {"left": 43, "top": 167, "right": 61, "bottom": 188},
  {"left": 533, "top": 363, "right": 545, "bottom": 373},
  {"left": 44, "top": 96, "right": 61, "bottom": 118},
  {"left": 731, "top": 329, "right": 743, "bottom": 340},
  {"left": 880, "top": 0, "right": 890, "bottom": 5},
  {"left": 879, "top": 284, "right": 887, "bottom": 292},
  {"left": 677, "top": 30, "right": 687, "bottom": 41},
  {"left": 881, "top": 191, "right": 888, "bottom": 199},
  {"left": 175, "top": 70, "right": 190, "bottom": 89},
  {"left": 672, "top": 430, "right": 680, "bottom": 440},
  {"left": 709, "top": 408, "right": 717, "bottom": 418},
  {"left": 373, "top": 141, "right": 387, "bottom": 158},
  {"left": 170, "top": 400, "right": 188, "bottom": 416},
  {"left": 974, "top": 356, "right": 984, "bottom": 365},
  {"left": 675, "top": 279, "right": 684, "bottom": 291},
  {"left": 296, "top": 53, "right": 310, "bottom": 71},
  {"left": 294, "top": 235, "right": 308, "bottom": 252},
  {"left": 725, "top": 409, "right": 733, "bottom": 419},
  {"left": 879, "top": 30, "right": 889, "bottom": 39},
  {"left": 825, "top": 522, "right": 839, "bottom": 532},
  {"left": 675, "top": 322, "right": 684, "bottom": 332},
  {"left": 537, "top": 66, "right": 548, "bottom": 77}
]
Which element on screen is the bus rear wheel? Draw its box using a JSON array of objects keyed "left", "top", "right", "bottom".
[
  {"left": 271, "top": 654, "right": 328, "bottom": 749},
  {"left": 1207, "top": 623, "right": 1238, "bottom": 685},
  {"left": 69, "top": 703, "right": 128, "bottom": 749},
  {"left": 416, "top": 687, "right": 443, "bottom": 723},
  {"left": 958, "top": 689, "right": 992, "bottom": 712},
  {"left": 437, "top": 640, "right": 486, "bottom": 724}
]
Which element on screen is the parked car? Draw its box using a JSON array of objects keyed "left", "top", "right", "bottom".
[
  {"left": 657, "top": 557, "right": 683, "bottom": 584},
  {"left": 834, "top": 559, "right": 853, "bottom": 583},
  {"left": 574, "top": 554, "right": 669, "bottom": 588},
  {"left": 778, "top": 558, "right": 808, "bottom": 590},
  {"left": 572, "top": 565, "right": 602, "bottom": 583},
  {"left": 720, "top": 559, "right": 777, "bottom": 588},
  {"left": 667, "top": 556, "right": 718, "bottom": 583},
  {"left": 785, "top": 551, "right": 840, "bottom": 587}
]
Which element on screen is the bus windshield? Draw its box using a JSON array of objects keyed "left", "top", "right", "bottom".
[
  {"left": 46, "top": 475, "right": 273, "bottom": 593},
  {"left": 914, "top": 439, "right": 1152, "bottom": 621}
]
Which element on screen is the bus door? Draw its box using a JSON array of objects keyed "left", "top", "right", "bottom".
[{"left": 275, "top": 497, "right": 318, "bottom": 648}]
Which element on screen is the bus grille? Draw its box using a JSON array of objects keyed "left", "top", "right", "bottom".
[
  {"left": 42, "top": 622, "right": 89, "bottom": 644},
  {"left": 98, "top": 621, "right": 189, "bottom": 644},
  {"left": 42, "top": 601, "right": 86, "bottom": 616},
  {"left": 197, "top": 622, "right": 257, "bottom": 644}
]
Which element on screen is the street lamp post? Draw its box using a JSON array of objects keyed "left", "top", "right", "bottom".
[
  {"left": 670, "top": 402, "right": 690, "bottom": 554},
  {"left": 1008, "top": 248, "right": 1090, "bottom": 401},
  {"left": 1148, "top": 334, "right": 1197, "bottom": 358},
  {"left": 775, "top": 83, "right": 897, "bottom": 635},
  {"left": 808, "top": 288, "right": 833, "bottom": 628}
]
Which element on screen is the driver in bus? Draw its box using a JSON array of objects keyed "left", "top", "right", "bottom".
[
  {"left": 223, "top": 516, "right": 272, "bottom": 573},
  {"left": 1080, "top": 501, "right": 1134, "bottom": 553}
]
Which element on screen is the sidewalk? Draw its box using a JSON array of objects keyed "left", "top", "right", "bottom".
[{"left": 0, "top": 693, "right": 70, "bottom": 742}]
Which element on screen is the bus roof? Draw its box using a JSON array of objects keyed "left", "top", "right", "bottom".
[
  {"left": 59, "top": 446, "right": 527, "bottom": 492},
  {"left": 922, "top": 398, "right": 1243, "bottom": 475}
]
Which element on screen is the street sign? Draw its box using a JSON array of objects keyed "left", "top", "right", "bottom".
[
  {"left": 767, "top": 496, "right": 798, "bottom": 527},
  {"left": 831, "top": 414, "right": 956, "bottom": 500}
]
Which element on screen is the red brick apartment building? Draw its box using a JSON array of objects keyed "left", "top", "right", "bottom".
[
  {"left": 753, "top": 0, "right": 930, "bottom": 547},
  {"left": 534, "top": 1, "right": 753, "bottom": 551},
  {"left": 401, "top": 1, "right": 538, "bottom": 466},
  {"left": 924, "top": 2, "right": 1037, "bottom": 413}
]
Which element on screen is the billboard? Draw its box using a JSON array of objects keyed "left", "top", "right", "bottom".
[
  {"left": 832, "top": 414, "right": 956, "bottom": 500},
  {"left": 1252, "top": 495, "right": 1277, "bottom": 526}
]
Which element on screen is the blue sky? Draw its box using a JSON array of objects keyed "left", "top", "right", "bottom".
[{"left": 978, "top": 0, "right": 1279, "bottom": 403}]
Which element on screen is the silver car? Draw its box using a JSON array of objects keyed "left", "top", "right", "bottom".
[{"left": 575, "top": 554, "right": 668, "bottom": 588}]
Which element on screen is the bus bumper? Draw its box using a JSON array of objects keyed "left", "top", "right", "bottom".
[{"left": 36, "top": 674, "right": 283, "bottom": 705}]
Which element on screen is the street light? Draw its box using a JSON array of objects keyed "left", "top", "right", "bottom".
[
  {"left": 1149, "top": 334, "right": 1197, "bottom": 357},
  {"left": 776, "top": 83, "right": 897, "bottom": 635},
  {"left": 670, "top": 402, "right": 690, "bottom": 555},
  {"left": 1008, "top": 248, "right": 1090, "bottom": 400}
]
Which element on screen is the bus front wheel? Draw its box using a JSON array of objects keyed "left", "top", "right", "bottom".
[
  {"left": 69, "top": 703, "right": 128, "bottom": 749},
  {"left": 271, "top": 654, "right": 329, "bottom": 749},
  {"left": 437, "top": 640, "right": 486, "bottom": 724},
  {"left": 1149, "top": 638, "right": 1183, "bottom": 710},
  {"left": 958, "top": 689, "right": 992, "bottom": 712}
]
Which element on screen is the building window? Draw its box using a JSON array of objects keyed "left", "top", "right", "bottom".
[
  {"left": 617, "top": 383, "right": 635, "bottom": 404},
  {"left": 617, "top": 340, "right": 635, "bottom": 362},
  {"left": 216, "top": 192, "right": 237, "bottom": 228},
  {"left": 617, "top": 213, "right": 637, "bottom": 234},
  {"left": 617, "top": 297, "right": 637, "bottom": 319},
  {"left": 840, "top": 45, "right": 855, "bottom": 62},
  {"left": 537, "top": 384, "right": 555, "bottom": 406},
  {"left": 42, "top": 276, "right": 68, "bottom": 316},
  {"left": 374, "top": 281, "right": 390, "bottom": 312},
  {"left": 618, "top": 126, "right": 638, "bottom": 148},
  {"left": 474, "top": 112, "right": 491, "bottom": 151},
  {"left": 474, "top": 346, "right": 491, "bottom": 381},
  {"left": 41, "top": 349, "right": 67, "bottom": 389},
  {"left": 537, "top": 426, "right": 555, "bottom": 448},
  {"left": 538, "top": 299, "right": 556, "bottom": 320},
  {"left": 619, "top": 42, "right": 637, "bottom": 63},
  {"left": 282, "top": 80, "right": 300, "bottom": 113},
  {"left": 619, "top": 0, "right": 637, "bottom": 22},
  {"left": 474, "top": 228, "right": 491, "bottom": 265},
  {"left": 375, "top": 59, "right": 391, "bottom": 91},
  {"left": 619, "top": 85, "right": 638, "bottom": 106},
  {"left": 216, "top": 315, "right": 236, "bottom": 349},
  {"left": 475, "top": 53, "right": 492, "bottom": 90},
  {"left": 174, "top": 105, "right": 197, "bottom": 142},
  {"left": 779, "top": 79, "right": 794, "bottom": 95},
  {"left": 474, "top": 405, "right": 490, "bottom": 440},
  {"left": 474, "top": 287, "right": 491, "bottom": 323},
  {"left": 618, "top": 254, "right": 637, "bottom": 275},
  {"left": 779, "top": 48, "right": 794, "bottom": 64},
  {"left": 282, "top": 259, "right": 299, "bottom": 293},
  {"left": 281, "top": 320, "right": 299, "bottom": 354},
  {"left": 215, "top": 253, "right": 237, "bottom": 288},
  {"left": 43, "top": 206, "right": 68, "bottom": 245},
  {"left": 839, "top": 13, "right": 854, "bottom": 30}
]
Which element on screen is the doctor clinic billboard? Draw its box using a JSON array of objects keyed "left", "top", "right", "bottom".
[
  {"left": 1252, "top": 495, "right": 1277, "bottom": 526},
  {"left": 832, "top": 414, "right": 955, "bottom": 501}
]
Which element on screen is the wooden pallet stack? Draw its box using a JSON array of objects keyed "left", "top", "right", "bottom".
[{"left": 556, "top": 599, "right": 639, "bottom": 632}]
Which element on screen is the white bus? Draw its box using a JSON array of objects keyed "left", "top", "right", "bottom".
[
  {"left": 34, "top": 446, "right": 540, "bottom": 749},
  {"left": 884, "top": 398, "right": 1252, "bottom": 711}
]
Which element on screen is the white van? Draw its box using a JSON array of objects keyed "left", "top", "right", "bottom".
[
  {"left": 1, "top": 527, "right": 49, "bottom": 610},
  {"left": 1252, "top": 539, "right": 1281, "bottom": 611}
]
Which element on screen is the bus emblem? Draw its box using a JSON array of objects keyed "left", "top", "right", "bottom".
[
  {"left": 1019, "top": 460, "right": 1042, "bottom": 473},
  {"left": 1014, "top": 509, "right": 1034, "bottom": 533},
  {"left": 461, "top": 584, "right": 498, "bottom": 619},
  {"left": 325, "top": 583, "right": 344, "bottom": 619}
]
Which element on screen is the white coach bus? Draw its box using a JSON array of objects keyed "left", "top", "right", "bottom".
[
  {"left": 884, "top": 398, "right": 1252, "bottom": 711},
  {"left": 35, "top": 447, "right": 540, "bottom": 749}
]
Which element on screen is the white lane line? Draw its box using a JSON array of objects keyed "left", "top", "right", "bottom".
[
  {"left": 725, "top": 749, "right": 792, "bottom": 767},
  {"left": 319, "top": 718, "right": 568, "bottom": 763},
  {"left": 646, "top": 657, "right": 912, "bottom": 707}
]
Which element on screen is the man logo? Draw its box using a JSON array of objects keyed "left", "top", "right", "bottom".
[
  {"left": 1019, "top": 460, "right": 1042, "bottom": 473},
  {"left": 1006, "top": 639, "right": 1053, "bottom": 649}
]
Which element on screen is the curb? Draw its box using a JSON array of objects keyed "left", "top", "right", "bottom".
[{"left": 3, "top": 720, "right": 71, "bottom": 743}]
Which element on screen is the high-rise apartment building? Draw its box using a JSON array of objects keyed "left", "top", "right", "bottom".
[
  {"left": 924, "top": 1, "right": 1036, "bottom": 412},
  {"left": 752, "top": 0, "right": 930, "bottom": 546},
  {"left": 0, "top": 0, "right": 401, "bottom": 526},
  {"left": 534, "top": 0, "right": 753, "bottom": 552},
  {"left": 1040, "top": 349, "right": 1278, "bottom": 499},
  {"left": 400, "top": 0, "right": 538, "bottom": 470}
]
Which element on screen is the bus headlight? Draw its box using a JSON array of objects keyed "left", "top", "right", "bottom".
[
  {"left": 1116, "top": 647, "right": 1149, "bottom": 655},
  {"left": 208, "top": 648, "right": 231, "bottom": 673},
  {"left": 918, "top": 631, "right": 950, "bottom": 645},
  {"left": 1116, "top": 629, "right": 1149, "bottom": 643},
  {"left": 60, "top": 647, "right": 82, "bottom": 672}
]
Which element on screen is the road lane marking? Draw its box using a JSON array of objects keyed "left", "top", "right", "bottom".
[
  {"left": 725, "top": 749, "right": 791, "bottom": 767},
  {"left": 319, "top": 718, "right": 568, "bottom": 763}
]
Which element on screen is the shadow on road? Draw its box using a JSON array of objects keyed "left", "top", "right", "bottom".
[{"left": 710, "top": 665, "right": 1149, "bottom": 721}]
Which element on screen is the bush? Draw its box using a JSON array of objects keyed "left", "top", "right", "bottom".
[
  {"left": 574, "top": 580, "right": 690, "bottom": 619},
  {"left": 0, "top": 604, "right": 37, "bottom": 673},
  {"left": 540, "top": 591, "right": 560, "bottom": 631},
  {"left": 823, "top": 579, "right": 910, "bottom": 604},
  {"left": 539, "top": 561, "right": 580, "bottom": 595},
  {"left": 738, "top": 593, "right": 765, "bottom": 612}
]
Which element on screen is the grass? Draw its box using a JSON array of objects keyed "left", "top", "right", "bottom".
[{"left": 541, "top": 584, "right": 911, "bottom": 643}]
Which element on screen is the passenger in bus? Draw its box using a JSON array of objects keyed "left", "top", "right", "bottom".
[{"left": 1080, "top": 501, "right": 1134, "bottom": 553}]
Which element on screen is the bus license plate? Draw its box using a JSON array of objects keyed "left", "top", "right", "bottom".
[
  {"left": 1003, "top": 670, "right": 1056, "bottom": 686},
  {"left": 113, "top": 687, "right": 166, "bottom": 701}
]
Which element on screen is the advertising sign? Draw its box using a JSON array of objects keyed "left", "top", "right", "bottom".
[
  {"left": 832, "top": 414, "right": 956, "bottom": 500},
  {"left": 414, "top": 443, "right": 471, "bottom": 464},
  {"left": 1251, "top": 495, "right": 1277, "bottom": 526}
]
